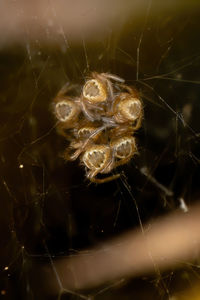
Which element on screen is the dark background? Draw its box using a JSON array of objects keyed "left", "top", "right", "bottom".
[{"left": 0, "top": 1, "right": 200, "bottom": 299}]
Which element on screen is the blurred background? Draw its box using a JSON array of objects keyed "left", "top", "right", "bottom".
[{"left": 0, "top": 0, "right": 200, "bottom": 299}]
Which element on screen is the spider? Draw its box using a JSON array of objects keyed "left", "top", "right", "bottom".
[
  {"left": 53, "top": 83, "right": 81, "bottom": 138},
  {"left": 53, "top": 72, "right": 143, "bottom": 183},
  {"left": 111, "top": 85, "right": 143, "bottom": 131},
  {"left": 80, "top": 72, "right": 125, "bottom": 122},
  {"left": 110, "top": 136, "right": 138, "bottom": 168},
  {"left": 81, "top": 144, "right": 120, "bottom": 183},
  {"left": 54, "top": 99, "right": 80, "bottom": 138}
]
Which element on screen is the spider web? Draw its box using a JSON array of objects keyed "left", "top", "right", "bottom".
[{"left": 1, "top": 1, "right": 200, "bottom": 299}]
